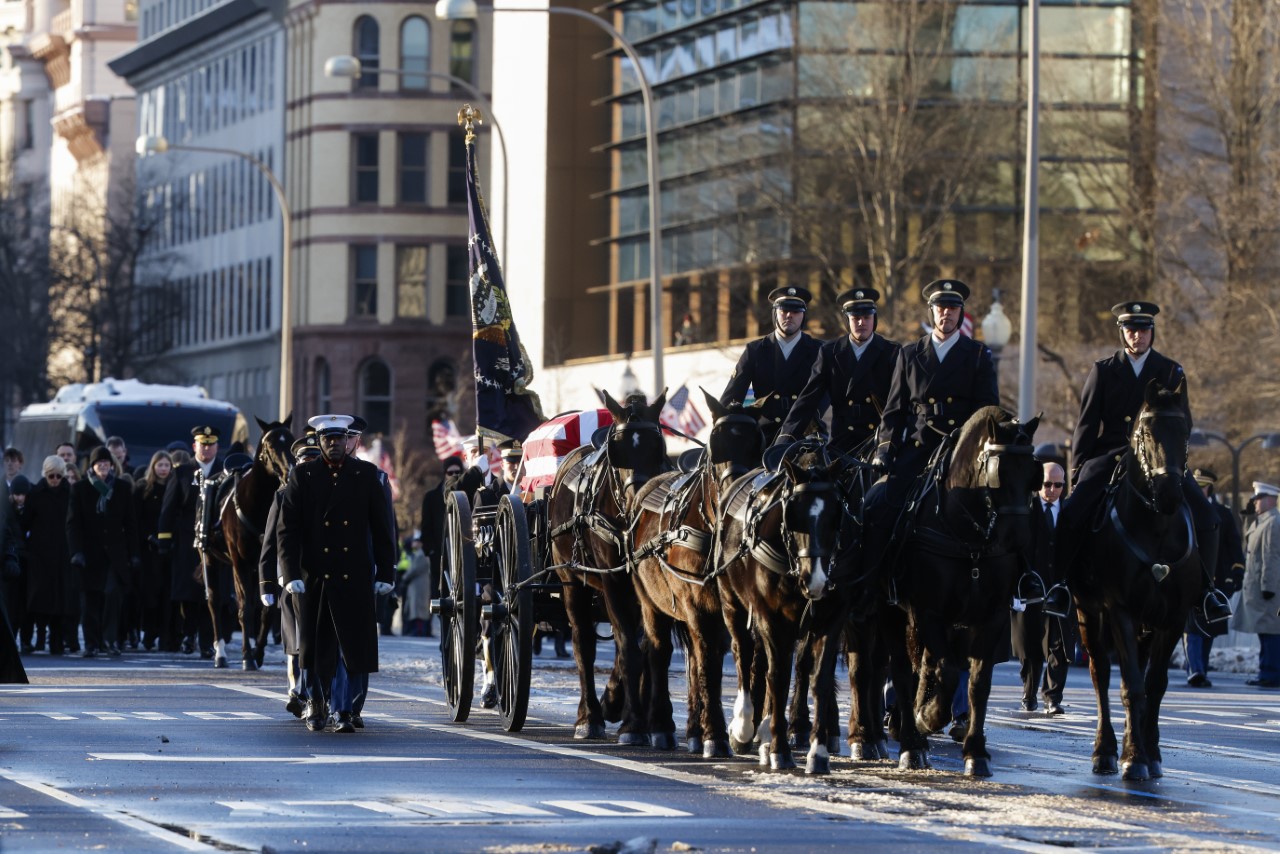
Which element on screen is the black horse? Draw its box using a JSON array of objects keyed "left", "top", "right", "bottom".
[
  {"left": 1069, "top": 380, "right": 1199, "bottom": 781},
  {"left": 887, "top": 407, "right": 1041, "bottom": 776},
  {"left": 545, "top": 390, "right": 668, "bottom": 743},
  {"left": 630, "top": 391, "right": 765, "bottom": 756},
  {"left": 208, "top": 415, "right": 294, "bottom": 670},
  {"left": 717, "top": 439, "right": 845, "bottom": 773}
]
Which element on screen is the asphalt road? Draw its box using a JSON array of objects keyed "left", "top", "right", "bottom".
[{"left": 2, "top": 638, "right": 1278, "bottom": 853}]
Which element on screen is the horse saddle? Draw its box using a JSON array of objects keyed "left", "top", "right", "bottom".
[
  {"left": 564, "top": 443, "right": 607, "bottom": 496},
  {"left": 223, "top": 453, "right": 253, "bottom": 475},
  {"left": 723, "top": 469, "right": 782, "bottom": 524},
  {"left": 639, "top": 470, "right": 699, "bottom": 516}
]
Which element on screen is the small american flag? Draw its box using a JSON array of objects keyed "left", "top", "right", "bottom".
[
  {"left": 432, "top": 418, "right": 464, "bottom": 460},
  {"left": 660, "top": 384, "right": 707, "bottom": 437}
]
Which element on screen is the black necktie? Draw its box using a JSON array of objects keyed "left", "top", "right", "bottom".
[{"left": 1044, "top": 501, "right": 1056, "bottom": 530}]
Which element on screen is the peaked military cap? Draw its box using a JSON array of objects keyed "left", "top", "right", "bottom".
[
  {"left": 1252, "top": 481, "right": 1280, "bottom": 499},
  {"left": 308, "top": 413, "right": 354, "bottom": 436},
  {"left": 768, "top": 286, "right": 812, "bottom": 312},
  {"left": 191, "top": 425, "right": 221, "bottom": 444},
  {"left": 291, "top": 434, "right": 322, "bottom": 459},
  {"left": 1112, "top": 301, "right": 1159, "bottom": 329},
  {"left": 1192, "top": 467, "right": 1217, "bottom": 486},
  {"left": 836, "top": 287, "right": 880, "bottom": 315},
  {"left": 923, "top": 279, "right": 970, "bottom": 307},
  {"left": 347, "top": 416, "right": 368, "bottom": 436},
  {"left": 498, "top": 438, "right": 523, "bottom": 461}
]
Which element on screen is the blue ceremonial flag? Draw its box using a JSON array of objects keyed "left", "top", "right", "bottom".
[{"left": 462, "top": 106, "right": 544, "bottom": 443}]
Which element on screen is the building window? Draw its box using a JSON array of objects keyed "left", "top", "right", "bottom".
[
  {"left": 398, "top": 133, "right": 428, "bottom": 204},
  {"left": 446, "top": 244, "right": 469, "bottom": 317},
  {"left": 352, "top": 245, "right": 378, "bottom": 317},
  {"left": 448, "top": 131, "right": 467, "bottom": 206},
  {"left": 449, "top": 20, "right": 476, "bottom": 84},
  {"left": 352, "top": 132, "right": 379, "bottom": 203},
  {"left": 354, "top": 16, "right": 380, "bottom": 88},
  {"left": 315, "top": 358, "right": 331, "bottom": 413},
  {"left": 20, "top": 99, "right": 34, "bottom": 150},
  {"left": 396, "top": 245, "right": 428, "bottom": 318},
  {"left": 400, "top": 16, "right": 430, "bottom": 90},
  {"left": 358, "top": 359, "right": 393, "bottom": 436}
]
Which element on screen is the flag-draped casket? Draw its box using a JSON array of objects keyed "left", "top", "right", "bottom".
[{"left": 520, "top": 409, "right": 614, "bottom": 493}]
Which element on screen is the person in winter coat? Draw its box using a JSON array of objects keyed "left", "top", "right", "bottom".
[
  {"left": 1233, "top": 481, "right": 1280, "bottom": 688},
  {"left": 398, "top": 537, "right": 432, "bottom": 637},
  {"left": 135, "top": 451, "right": 174, "bottom": 651},
  {"left": 23, "top": 458, "right": 73, "bottom": 655},
  {"left": 5, "top": 475, "right": 31, "bottom": 651},
  {"left": 66, "top": 446, "right": 139, "bottom": 658}
]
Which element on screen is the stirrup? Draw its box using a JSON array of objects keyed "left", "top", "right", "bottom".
[
  {"left": 1016, "top": 572, "right": 1046, "bottom": 605},
  {"left": 1043, "top": 584, "right": 1072, "bottom": 619},
  {"left": 1201, "top": 590, "right": 1232, "bottom": 624}
]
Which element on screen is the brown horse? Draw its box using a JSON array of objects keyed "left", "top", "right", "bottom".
[
  {"left": 1069, "top": 381, "right": 1199, "bottom": 781},
  {"left": 208, "top": 415, "right": 294, "bottom": 670},
  {"left": 717, "top": 439, "right": 845, "bottom": 773},
  {"left": 545, "top": 390, "right": 668, "bottom": 743},
  {"left": 630, "top": 392, "right": 765, "bottom": 756}
]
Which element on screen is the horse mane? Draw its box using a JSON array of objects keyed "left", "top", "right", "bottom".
[{"left": 945, "top": 405, "right": 1012, "bottom": 490}]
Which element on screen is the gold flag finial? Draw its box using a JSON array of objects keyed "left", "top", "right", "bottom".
[{"left": 457, "top": 104, "right": 483, "bottom": 143}]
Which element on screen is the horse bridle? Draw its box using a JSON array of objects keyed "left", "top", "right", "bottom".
[
  {"left": 1123, "top": 408, "right": 1188, "bottom": 511},
  {"left": 976, "top": 437, "right": 1036, "bottom": 517}
]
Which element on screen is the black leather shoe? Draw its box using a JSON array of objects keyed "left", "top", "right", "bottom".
[
  {"left": 304, "top": 702, "right": 326, "bottom": 732},
  {"left": 331, "top": 712, "right": 356, "bottom": 734},
  {"left": 81, "top": 648, "right": 97, "bottom": 659},
  {"left": 106, "top": 645, "right": 122, "bottom": 658},
  {"left": 200, "top": 647, "right": 214, "bottom": 660},
  {"left": 1043, "top": 585, "right": 1072, "bottom": 619},
  {"left": 1020, "top": 698, "right": 1037, "bottom": 712},
  {"left": 1187, "top": 672, "right": 1209, "bottom": 688},
  {"left": 1202, "top": 590, "right": 1232, "bottom": 624},
  {"left": 181, "top": 637, "right": 195, "bottom": 655},
  {"left": 481, "top": 683, "right": 498, "bottom": 709},
  {"left": 1044, "top": 702, "right": 1065, "bottom": 717},
  {"left": 351, "top": 714, "right": 364, "bottom": 729},
  {"left": 285, "top": 694, "right": 305, "bottom": 718},
  {"left": 948, "top": 717, "right": 968, "bottom": 743}
]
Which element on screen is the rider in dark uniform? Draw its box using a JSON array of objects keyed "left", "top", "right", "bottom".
[
  {"left": 721, "top": 285, "right": 823, "bottom": 446},
  {"left": 777, "top": 287, "right": 899, "bottom": 455},
  {"left": 1057, "top": 301, "right": 1232, "bottom": 624},
  {"left": 862, "top": 279, "right": 1000, "bottom": 572}
]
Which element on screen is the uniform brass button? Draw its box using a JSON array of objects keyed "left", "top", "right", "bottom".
[
  {"left": 914, "top": 440, "right": 922, "bottom": 447},
  {"left": 325, "top": 521, "right": 330, "bottom": 526},
  {"left": 928, "top": 397, "right": 935, "bottom": 404},
  {"left": 848, "top": 399, "right": 854, "bottom": 405},
  {"left": 323, "top": 547, "right": 329, "bottom": 553},
  {"left": 865, "top": 397, "right": 871, "bottom": 403},
  {"left": 324, "top": 574, "right": 331, "bottom": 579},
  {"left": 948, "top": 419, "right": 955, "bottom": 426},
  {"left": 1115, "top": 454, "right": 1122, "bottom": 461},
  {"left": 847, "top": 426, "right": 854, "bottom": 431},
  {"left": 791, "top": 394, "right": 797, "bottom": 400},
  {"left": 343, "top": 574, "right": 349, "bottom": 580},
  {"left": 946, "top": 396, "right": 953, "bottom": 403},
  {"left": 344, "top": 520, "right": 349, "bottom": 526},
  {"left": 1124, "top": 415, "right": 1132, "bottom": 422},
  {"left": 867, "top": 423, "right": 875, "bottom": 430},
  {"left": 927, "top": 419, "right": 934, "bottom": 426},
  {"left": 774, "top": 417, "right": 781, "bottom": 422},
  {"left": 343, "top": 547, "right": 349, "bottom": 552}
]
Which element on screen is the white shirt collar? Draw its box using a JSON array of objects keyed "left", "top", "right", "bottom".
[
  {"left": 1127, "top": 348, "right": 1151, "bottom": 376},
  {"left": 776, "top": 331, "right": 801, "bottom": 359},
  {"left": 850, "top": 333, "right": 875, "bottom": 360},
  {"left": 932, "top": 330, "right": 961, "bottom": 362}
]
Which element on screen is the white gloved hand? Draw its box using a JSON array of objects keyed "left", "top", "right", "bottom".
[
  {"left": 474, "top": 454, "right": 489, "bottom": 475},
  {"left": 260, "top": 593, "right": 276, "bottom": 607},
  {"left": 286, "top": 579, "right": 306, "bottom": 595},
  {"left": 374, "top": 581, "right": 394, "bottom": 596}
]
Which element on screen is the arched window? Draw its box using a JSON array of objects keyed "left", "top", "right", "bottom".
[
  {"left": 354, "top": 16, "right": 380, "bottom": 89},
  {"left": 400, "top": 16, "right": 430, "bottom": 91},
  {"left": 358, "top": 358, "right": 393, "bottom": 436},
  {"left": 449, "top": 20, "right": 475, "bottom": 84},
  {"left": 315, "top": 358, "right": 331, "bottom": 414}
]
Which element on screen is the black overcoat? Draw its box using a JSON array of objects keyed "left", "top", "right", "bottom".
[
  {"left": 66, "top": 475, "right": 138, "bottom": 594},
  {"left": 134, "top": 478, "right": 172, "bottom": 613},
  {"left": 157, "top": 463, "right": 207, "bottom": 602},
  {"left": 875, "top": 334, "right": 1000, "bottom": 465},
  {"left": 1070, "top": 348, "right": 1189, "bottom": 470},
  {"left": 721, "top": 331, "right": 823, "bottom": 444},
  {"left": 778, "top": 333, "right": 900, "bottom": 453},
  {"left": 23, "top": 479, "right": 72, "bottom": 616},
  {"left": 278, "top": 456, "right": 397, "bottom": 673}
]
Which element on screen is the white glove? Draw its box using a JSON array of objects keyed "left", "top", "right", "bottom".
[
  {"left": 286, "top": 579, "right": 305, "bottom": 595},
  {"left": 474, "top": 454, "right": 489, "bottom": 475},
  {"left": 260, "top": 593, "right": 276, "bottom": 607},
  {"left": 374, "top": 581, "right": 394, "bottom": 596}
]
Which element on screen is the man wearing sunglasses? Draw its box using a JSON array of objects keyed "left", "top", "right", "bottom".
[{"left": 1013, "top": 462, "right": 1070, "bottom": 716}]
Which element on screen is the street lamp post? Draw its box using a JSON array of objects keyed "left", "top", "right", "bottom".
[
  {"left": 434, "top": 0, "right": 665, "bottom": 395},
  {"left": 1189, "top": 429, "right": 1280, "bottom": 522},
  {"left": 981, "top": 288, "right": 1012, "bottom": 405},
  {"left": 323, "top": 55, "right": 510, "bottom": 267},
  {"left": 1017, "top": 0, "right": 1041, "bottom": 424},
  {"left": 136, "top": 135, "right": 293, "bottom": 422}
]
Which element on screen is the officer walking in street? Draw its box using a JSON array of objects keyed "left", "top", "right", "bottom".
[
  {"left": 278, "top": 415, "right": 396, "bottom": 733},
  {"left": 776, "top": 286, "right": 899, "bottom": 455},
  {"left": 1057, "top": 302, "right": 1232, "bottom": 625},
  {"left": 156, "top": 426, "right": 221, "bottom": 658},
  {"left": 721, "top": 286, "right": 823, "bottom": 446},
  {"left": 1184, "top": 467, "right": 1246, "bottom": 687}
]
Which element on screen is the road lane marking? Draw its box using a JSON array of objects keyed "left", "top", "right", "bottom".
[
  {"left": 89, "top": 753, "right": 448, "bottom": 765},
  {"left": 0, "top": 771, "right": 217, "bottom": 851},
  {"left": 544, "top": 800, "right": 691, "bottom": 818}
]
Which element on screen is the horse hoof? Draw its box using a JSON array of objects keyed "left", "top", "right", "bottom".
[
  {"left": 730, "top": 738, "right": 753, "bottom": 756},
  {"left": 617, "top": 732, "right": 650, "bottom": 747},
  {"left": 650, "top": 732, "right": 676, "bottom": 751},
  {"left": 574, "top": 723, "right": 606, "bottom": 740},
  {"left": 898, "top": 749, "right": 932, "bottom": 771},
  {"left": 1148, "top": 761, "right": 1163, "bottom": 779},
  {"left": 790, "top": 729, "right": 811, "bottom": 750},
  {"left": 241, "top": 659, "right": 257, "bottom": 672},
  {"left": 851, "top": 742, "right": 870, "bottom": 761},
  {"left": 686, "top": 737, "right": 704, "bottom": 755},
  {"left": 214, "top": 656, "right": 228, "bottom": 669},
  {"left": 770, "top": 752, "right": 796, "bottom": 771},
  {"left": 1122, "top": 761, "right": 1150, "bottom": 782},
  {"left": 965, "top": 757, "right": 993, "bottom": 778},
  {"left": 1093, "top": 755, "right": 1118, "bottom": 775},
  {"left": 703, "top": 739, "right": 731, "bottom": 759},
  {"left": 805, "top": 753, "right": 830, "bottom": 775},
  {"left": 758, "top": 744, "right": 770, "bottom": 767}
]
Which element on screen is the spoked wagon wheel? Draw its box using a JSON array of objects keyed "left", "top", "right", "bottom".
[
  {"left": 439, "top": 490, "right": 476, "bottom": 722},
  {"left": 489, "top": 495, "right": 534, "bottom": 732}
]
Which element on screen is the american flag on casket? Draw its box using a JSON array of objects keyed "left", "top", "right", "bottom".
[{"left": 519, "top": 409, "right": 614, "bottom": 493}]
